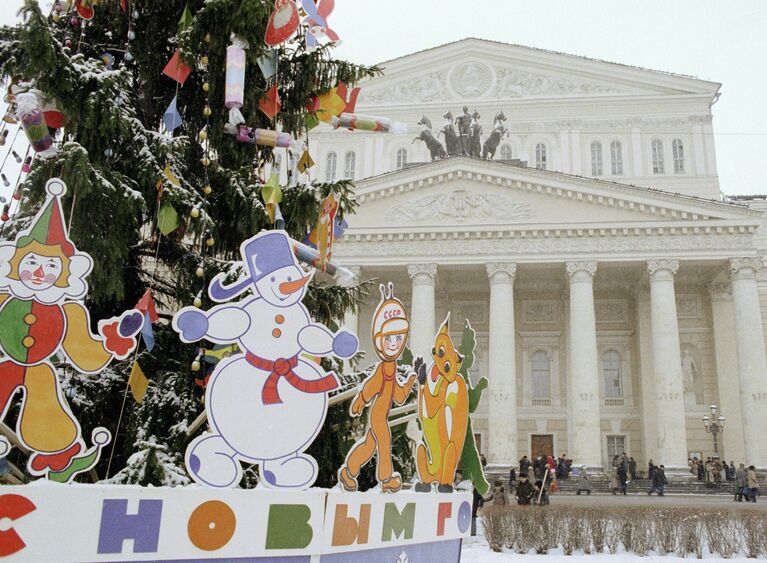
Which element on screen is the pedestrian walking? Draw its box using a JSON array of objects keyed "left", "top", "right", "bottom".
[
  {"left": 576, "top": 464, "right": 591, "bottom": 495},
  {"left": 508, "top": 466, "right": 516, "bottom": 488},
  {"left": 610, "top": 467, "right": 619, "bottom": 495},
  {"left": 735, "top": 463, "right": 747, "bottom": 502},
  {"left": 747, "top": 465, "right": 759, "bottom": 502},
  {"left": 628, "top": 456, "right": 637, "bottom": 481},
  {"left": 648, "top": 459, "right": 656, "bottom": 481},
  {"left": 515, "top": 473, "right": 535, "bottom": 506},
  {"left": 617, "top": 463, "right": 628, "bottom": 495},
  {"left": 648, "top": 464, "right": 668, "bottom": 496}
]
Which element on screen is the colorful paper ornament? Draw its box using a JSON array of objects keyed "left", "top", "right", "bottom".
[
  {"left": 135, "top": 289, "right": 158, "bottom": 353},
  {"left": 74, "top": 0, "right": 94, "bottom": 20},
  {"left": 173, "top": 230, "right": 358, "bottom": 488},
  {"left": 128, "top": 361, "right": 149, "bottom": 403},
  {"left": 162, "top": 95, "right": 182, "bottom": 132},
  {"left": 228, "top": 124, "right": 305, "bottom": 151},
  {"left": 261, "top": 173, "right": 283, "bottom": 224},
  {"left": 259, "top": 84, "right": 282, "bottom": 119},
  {"left": 157, "top": 200, "right": 180, "bottom": 235},
  {"left": 297, "top": 150, "right": 315, "bottom": 173},
  {"left": 178, "top": 3, "right": 193, "bottom": 33},
  {"left": 100, "top": 52, "right": 114, "bottom": 70},
  {"left": 338, "top": 283, "right": 416, "bottom": 493},
  {"left": 225, "top": 36, "right": 247, "bottom": 117},
  {"left": 16, "top": 93, "right": 53, "bottom": 153},
  {"left": 311, "top": 194, "right": 338, "bottom": 273},
  {"left": 265, "top": 0, "right": 300, "bottom": 46},
  {"left": 0, "top": 178, "right": 143, "bottom": 482},
  {"left": 330, "top": 112, "right": 408, "bottom": 134},
  {"left": 163, "top": 162, "right": 181, "bottom": 187},
  {"left": 256, "top": 51, "right": 278, "bottom": 80},
  {"left": 302, "top": 0, "right": 340, "bottom": 50},
  {"left": 162, "top": 50, "right": 192, "bottom": 85}
]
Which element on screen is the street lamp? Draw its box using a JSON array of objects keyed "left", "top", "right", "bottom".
[{"left": 702, "top": 404, "right": 725, "bottom": 456}]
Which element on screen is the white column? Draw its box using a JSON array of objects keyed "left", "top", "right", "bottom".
[
  {"left": 635, "top": 285, "right": 658, "bottom": 467},
  {"left": 341, "top": 266, "right": 361, "bottom": 336},
  {"left": 407, "top": 264, "right": 437, "bottom": 361},
  {"left": 709, "top": 282, "right": 746, "bottom": 463},
  {"left": 631, "top": 126, "right": 643, "bottom": 177},
  {"left": 570, "top": 130, "right": 582, "bottom": 175},
  {"left": 647, "top": 259, "right": 688, "bottom": 470},
  {"left": 486, "top": 263, "right": 517, "bottom": 469},
  {"left": 566, "top": 261, "right": 602, "bottom": 469},
  {"left": 729, "top": 258, "right": 767, "bottom": 468}
]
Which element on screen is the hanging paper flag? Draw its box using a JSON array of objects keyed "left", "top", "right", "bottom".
[
  {"left": 134, "top": 289, "right": 158, "bottom": 352},
  {"left": 261, "top": 173, "right": 282, "bottom": 224},
  {"left": 163, "top": 162, "right": 181, "bottom": 187},
  {"left": 157, "top": 200, "right": 180, "bottom": 235},
  {"left": 316, "top": 88, "right": 346, "bottom": 124},
  {"left": 128, "top": 361, "right": 149, "bottom": 403},
  {"left": 256, "top": 51, "right": 278, "bottom": 80},
  {"left": 297, "top": 150, "right": 314, "bottom": 173},
  {"left": 120, "top": 0, "right": 126, "bottom": 12},
  {"left": 178, "top": 4, "right": 193, "bottom": 33},
  {"left": 259, "top": 84, "right": 282, "bottom": 119},
  {"left": 336, "top": 83, "right": 361, "bottom": 114},
  {"left": 162, "top": 50, "right": 192, "bottom": 85},
  {"left": 265, "top": 0, "right": 300, "bottom": 46},
  {"left": 162, "top": 95, "right": 182, "bottom": 132}
]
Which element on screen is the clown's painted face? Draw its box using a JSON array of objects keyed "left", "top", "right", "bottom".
[
  {"left": 381, "top": 332, "right": 405, "bottom": 358},
  {"left": 18, "top": 252, "right": 63, "bottom": 291}
]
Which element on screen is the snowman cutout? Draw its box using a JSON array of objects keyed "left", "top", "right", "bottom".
[{"left": 173, "top": 230, "right": 358, "bottom": 489}]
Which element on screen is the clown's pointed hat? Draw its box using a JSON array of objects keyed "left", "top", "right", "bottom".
[{"left": 17, "top": 178, "right": 75, "bottom": 257}]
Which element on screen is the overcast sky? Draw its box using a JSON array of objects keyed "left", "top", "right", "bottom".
[{"left": 1, "top": 0, "right": 765, "bottom": 201}]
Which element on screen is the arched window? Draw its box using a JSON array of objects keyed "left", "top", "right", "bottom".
[
  {"left": 343, "top": 151, "right": 356, "bottom": 180},
  {"left": 651, "top": 139, "right": 665, "bottom": 174},
  {"left": 535, "top": 143, "right": 547, "bottom": 170},
  {"left": 590, "top": 141, "right": 603, "bottom": 176},
  {"left": 396, "top": 147, "right": 408, "bottom": 170},
  {"left": 610, "top": 141, "right": 623, "bottom": 175},
  {"left": 500, "top": 144, "right": 513, "bottom": 160},
  {"left": 603, "top": 350, "right": 622, "bottom": 398},
  {"left": 531, "top": 350, "right": 551, "bottom": 401},
  {"left": 672, "top": 138, "right": 685, "bottom": 174},
  {"left": 325, "top": 151, "right": 337, "bottom": 182}
]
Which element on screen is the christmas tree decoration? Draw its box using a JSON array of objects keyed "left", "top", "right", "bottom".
[
  {"left": 162, "top": 95, "right": 182, "bottom": 132},
  {"left": 225, "top": 36, "right": 248, "bottom": 124},
  {"left": 128, "top": 361, "right": 149, "bottom": 403},
  {"left": 190, "top": 207, "right": 201, "bottom": 219},
  {"left": 74, "top": 0, "right": 95, "bottom": 20},
  {"left": 12, "top": 150, "right": 22, "bottom": 163},
  {"left": 22, "top": 156, "right": 32, "bottom": 173},
  {"left": 0, "top": 130, "right": 8, "bottom": 146},
  {"left": 157, "top": 200, "right": 180, "bottom": 235},
  {"left": 134, "top": 289, "right": 159, "bottom": 353},
  {"left": 16, "top": 93, "right": 53, "bottom": 153},
  {"left": 195, "top": 266, "right": 204, "bottom": 278},
  {"left": 178, "top": 3, "right": 193, "bottom": 34},
  {"left": 297, "top": 150, "right": 315, "bottom": 173},
  {"left": 256, "top": 51, "right": 278, "bottom": 80},
  {"left": 414, "top": 314, "right": 469, "bottom": 493},
  {"left": 259, "top": 83, "right": 282, "bottom": 119},
  {"left": 261, "top": 173, "right": 283, "bottom": 223},
  {"left": 1, "top": 174, "right": 9, "bottom": 188},
  {"left": 163, "top": 162, "right": 181, "bottom": 187},
  {"left": 162, "top": 49, "right": 192, "bottom": 85},
  {"left": 173, "top": 230, "right": 358, "bottom": 489},
  {"left": 309, "top": 193, "right": 338, "bottom": 272},
  {"left": 0, "top": 178, "right": 142, "bottom": 482},
  {"left": 100, "top": 52, "right": 113, "bottom": 70},
  {"left": 301, "top": 0, "right": 340, "bottom": 50},
  {"left": 331, "top": 112, "right": 408, "bottom": 134},
  {"left": 338, "top": 283, "right": 416, "bottom": 493},
  {"left": 227, "top": 122, "right": 305, "bottom": 151},
  {"left": 265, "top": 0, "right": 300, "bottom": 47}
]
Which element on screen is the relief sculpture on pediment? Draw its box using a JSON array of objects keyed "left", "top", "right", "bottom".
[
  {"left": 360, "top": 71, "right": 449, "bottom": 105},
  {"left": 388, "top": 189, "right": 531, "bottom": 223},
  {"left": 493, "top": 67, "right": 623, "bottom": 98}
]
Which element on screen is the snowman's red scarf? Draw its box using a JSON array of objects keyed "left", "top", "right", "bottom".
[{"left": 245, "top": 352, "right": 337, "bottom": 404}]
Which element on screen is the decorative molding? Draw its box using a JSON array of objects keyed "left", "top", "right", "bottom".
[
  {"left": 523, "top": 301, "right": 558, "bottom": 324},
  {"left": 676, "top": 294, "right": 702, "bottom": 319},
  {"left": 566, "top": 261, "right": 598, "bottom": 279},
  {"left": 407, "top": 263, "right": 438, "bottom": 283},
  {"left": 708, "top": 282, "right": 732, "bottom": 302},
  {"left": 453, "top": 301, "right": 488, "bottom": 325},
  {"left": 360, "top": 70, "right": 449, "bottom": 105},
  {"left": 730, "top": 257, "right": 762, "bottom": 280},
  {"left": 494, "top": 67, "right": 624, "bottom": 98},
  {"left": 486, "top": 262, "right": 517, "bottom": 284},
  {"left": 595, "top": 299, "right": 628, "bottom": 323},
  {"left": 450, "top": 62, "right": 493, "bottom": 99},
  {"left": 388, "top": 189, "right": 531, "bottom": 223},
  {"left": 647, "top": 259, "right": 679, "bottom": 281}
]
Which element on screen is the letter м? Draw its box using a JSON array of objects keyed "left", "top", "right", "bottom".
[
  {"left": 381, "top": 502, "right": 415, "bottom": 542},
  {"left": 97, "top": 499, "right": 162, "bottom": 554}
]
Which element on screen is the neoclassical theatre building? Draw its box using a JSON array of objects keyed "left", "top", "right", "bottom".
[{"left": 308, "top": 39, "right": 767, "bottom": 472}]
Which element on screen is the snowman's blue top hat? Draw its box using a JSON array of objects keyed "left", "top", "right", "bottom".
[{"left": 208, "top": 230, "right": 299, "bottom": 302}]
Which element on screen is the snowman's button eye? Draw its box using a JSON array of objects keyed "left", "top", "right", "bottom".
[{"left": 287, "top": 276, "right": 292, "bottom": 281}]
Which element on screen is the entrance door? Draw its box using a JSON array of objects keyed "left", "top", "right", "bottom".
[{"left": 531, "top": 434, "right": 554, "bottom": 459}]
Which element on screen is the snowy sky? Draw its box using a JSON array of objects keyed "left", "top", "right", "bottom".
[{"left": 1, "top": 0, "right": 766, "bottom": 205}]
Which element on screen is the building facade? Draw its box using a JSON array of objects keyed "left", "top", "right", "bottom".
[{"left": 305, "top": 39, "right": 767, "bottom": 472}]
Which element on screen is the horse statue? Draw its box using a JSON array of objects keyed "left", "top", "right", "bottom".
[
  {"left": 468, "top": 110, "right": 482, "bottom": 159},
  {"left": 482, "top": 111, "right": 508, "bottom": 160},
  {"left": 414, "top": 116, "right": 447, "bottom": 161},
  {"left": 439, "top": 110, "right": 461, "bottom": 157}
]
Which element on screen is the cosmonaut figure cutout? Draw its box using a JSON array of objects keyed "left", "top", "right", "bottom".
[
  {"left": 338, "top": 283, "right": 417, "bottom": 493},
  {"left": 415, "top": 314, "right": 469, "bottom": 493},
  {"left": 173, "top": 230, "right": 358, "bottom": 489},
  {"left": 0, "top": 179, "right": 143, "bottom": 482}
]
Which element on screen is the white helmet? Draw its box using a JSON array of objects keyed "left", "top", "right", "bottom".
[{"left": 371, "top": 283, "right": 409, "bottom": 360}]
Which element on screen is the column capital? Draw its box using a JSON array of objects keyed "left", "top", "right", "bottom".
[
  {"left": 486, "top": 262, "right": 517, "bottom": 284},
  {"left": 708, "top": 282, "right": 732, "bottom": 302},
  {"left": 407, "top": 263, "right": 437, "bottom": 284},
  {"left": 566, "top": 261, "right": 597, "bottom": 281},
  {"left": 647, "top": 259, "right": 679, "bottom": 281},
  {"left": 729, "top": 257, "right": 763, "bottom": 281}
]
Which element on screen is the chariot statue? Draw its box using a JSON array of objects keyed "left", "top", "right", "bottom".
[{"left": 414, "top": 116, "right": 447, "bottom": 161}]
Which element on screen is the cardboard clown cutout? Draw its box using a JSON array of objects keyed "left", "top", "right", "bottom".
[
  {"left": 0, "top": 178, "right": 143, "bottom": 482},
  {"left": 338, "top": 283, "right": 417, "bottom": 493},
  {"left": 173, "top": 230, "right": 358, "bottom": 489}
]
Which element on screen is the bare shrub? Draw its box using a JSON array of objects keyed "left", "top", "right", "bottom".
[
  {"left": 719, "top": 518, "right": 742, "bottom": 559},
  {"left": 530, "top": 508, "right": 554, "bottom": 554},
  {"left": 480, "top": 506, "right": 507, "bottom": 552},
  {"left": 605, "top": 512, "right": 622, "bottom": 554},
  {"left": 587, "top": 507, "right": 608, "bottom": 552},
  {"left": 676, "top": 513, "right": 703, "bottom": 558},
  {"left": 562, "top": 507, "right": 588, "bottom": 555},
  {"left": 654, "top": 508, "right": 680, "bottom": 555},
  {"left": 702, "top": 511, "right": 723, "bottom": 555}
]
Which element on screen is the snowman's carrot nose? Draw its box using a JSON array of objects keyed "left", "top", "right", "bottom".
[{"left": 279, "top": 275, "right": 310, "bottom": 294}]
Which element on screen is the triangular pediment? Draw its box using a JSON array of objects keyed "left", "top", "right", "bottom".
[
  {"left": 349, "top": 157, "right": 759, "bottom": 233},
  {"left": 357, "top": 38, "right": 720, "bottom": 107}
]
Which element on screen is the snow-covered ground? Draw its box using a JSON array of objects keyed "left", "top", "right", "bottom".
[{"left": 460, "top": 521, "right": 759, "bottom": 562}]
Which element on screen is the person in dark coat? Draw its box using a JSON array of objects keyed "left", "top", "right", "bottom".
[
  {"left": 648, "top": 460, "right": 656, "bottom": 481},
  {"left": 735, "top": 463, "right": 747, "bottom": 502},
  {"left": 515, "top": 473, "right": 535, "bottom": 505},
  {"left": 648, "top": 464, "right": 668, "bottom": 496},
  {"left": 471, "top": 487, "right": 484, "bottom": 536},
  {"left": 534, "top": 479, "right": 550, "bottom": 505},
  {"left": 508, "top": 466, "right": 517, "bottom": 488},
  {"left": 617, "top": 463, "right": 628, "bottom": 495},
  {"left": 519, "top": 456, "right": 530, "bottom": 476},
  {"left": 628, "top": 457, "right": 637, "bottom": 481}
]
